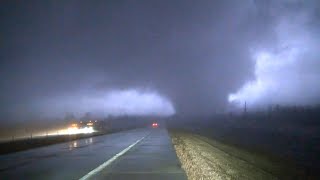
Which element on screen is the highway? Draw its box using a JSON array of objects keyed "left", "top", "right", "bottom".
[{"left": 0, "top": 128, "right": 187, "bottom": 180}]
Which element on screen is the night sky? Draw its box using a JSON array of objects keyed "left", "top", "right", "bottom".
[{"left": 1, "top": 0, "right": 320, "bottom": 120}]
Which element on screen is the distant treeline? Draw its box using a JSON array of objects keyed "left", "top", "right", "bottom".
[{"left": 236, "top": 104, "right": 320, "bottom": 127}]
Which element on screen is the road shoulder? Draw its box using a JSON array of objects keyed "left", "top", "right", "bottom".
[{"left": 169, "top": 130, "right": 304, "bottom": 180}]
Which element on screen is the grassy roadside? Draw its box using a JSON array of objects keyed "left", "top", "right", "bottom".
[{"left": 169, "top": 130, "right": 307, "bottom": 180}]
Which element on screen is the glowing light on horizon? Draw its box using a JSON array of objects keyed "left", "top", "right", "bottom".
[{"left": 46, "top": 126, "right": 95, "bottom": 136}]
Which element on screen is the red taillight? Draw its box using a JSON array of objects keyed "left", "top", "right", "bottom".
[{"left": 152, "top": 123, "right": 158, "bottom": 127}]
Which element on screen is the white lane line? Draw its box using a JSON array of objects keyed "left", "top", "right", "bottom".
[{"left": 79, "top": 133, "right": 149, "bottom": 180}]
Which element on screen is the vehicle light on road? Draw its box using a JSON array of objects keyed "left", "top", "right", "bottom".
[
  {"left": 63, "top": 126, "right": 95, "bottom": 135},
  {"left": 152, "top": 123, "right": 158, "bottom": 128}
]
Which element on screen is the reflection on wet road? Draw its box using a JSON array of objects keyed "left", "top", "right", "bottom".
[
  {"left": 0, "top": 128, "right": 186, "bottom": 180},
  {"left": 68, "top": 138, "right": 93, "bottom": 150}
]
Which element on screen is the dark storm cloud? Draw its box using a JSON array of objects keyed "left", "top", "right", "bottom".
[{"left": 1, "top": 0, "right": 320, "bottom": 120}]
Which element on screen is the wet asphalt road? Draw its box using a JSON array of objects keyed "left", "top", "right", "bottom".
[{"left": 0, "top": 128, "right": 187, "bottom": 180}]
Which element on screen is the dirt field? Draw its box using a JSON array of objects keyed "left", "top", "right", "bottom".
[{"left": 170, "top": 131, "right": 305, "bottom": 180}]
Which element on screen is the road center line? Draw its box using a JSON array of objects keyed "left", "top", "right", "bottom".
[{"left": 79, "top": 133, "right": 149, "bottom": 180}]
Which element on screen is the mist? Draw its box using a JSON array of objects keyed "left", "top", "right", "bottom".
[
  {"left": 31, "top": 89, "right": 175, "bottom": 118},
  {"left": 229, "top": 3, "right": 320, "bottom": 108},
  {"left": 1, "top": 0, "right": 320, "bottom": 121}
]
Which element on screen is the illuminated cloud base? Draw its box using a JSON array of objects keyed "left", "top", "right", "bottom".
[
  {"left": 35, "top": 89, "right": 175, "bottom": 117},
  {"left": 229, "top": 14, "right": 320, "bottom": 108}
]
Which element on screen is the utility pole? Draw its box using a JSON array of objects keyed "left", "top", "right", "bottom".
[
  {"left": 244, "top": 101, "right": 247, "bottom": 114},
  {"left": 243, "top": 101, "right": 247, "bottom": 119},
  {"left": 268, "top": 105, "right": 272, "bottom": 120}
]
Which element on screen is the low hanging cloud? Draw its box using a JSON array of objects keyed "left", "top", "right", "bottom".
[
  {"left": 31, "top": 89, "right": 175, "bottom": 118},
  {"left": 98, "top": 89, "right": 175, "bottom": 116},
  {"left": 228, "top": 9, "right": 320, "bottom": 108},
  {"left": 2, "top": 1, "right": 320, "bottom": 119}
]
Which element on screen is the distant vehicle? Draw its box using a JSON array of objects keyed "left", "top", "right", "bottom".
[{"left": 152, "top": 122, "right": 158, "bottom": 128}]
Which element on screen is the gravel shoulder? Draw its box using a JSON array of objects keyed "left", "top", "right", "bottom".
[{"left": 169, "top": 130, "right": 305, "bottom": 180}]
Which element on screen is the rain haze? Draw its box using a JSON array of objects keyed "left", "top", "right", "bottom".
[
  {"left": 1, "top": 0, "right": 320, "bottom": 179},
  {"left": 1, "top": 0, "right": 320, "bottom": 121}
]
